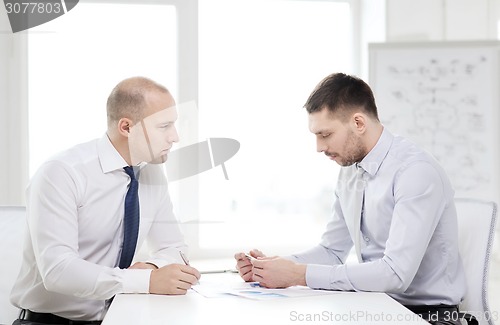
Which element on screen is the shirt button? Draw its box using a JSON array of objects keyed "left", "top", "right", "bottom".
[{"left": 364, "top": 236, "right": 370, "bottom": 242}]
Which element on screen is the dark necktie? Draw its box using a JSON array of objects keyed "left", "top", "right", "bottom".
[{"left": 119, "top": 166, "right": 140, "bottom": 269}]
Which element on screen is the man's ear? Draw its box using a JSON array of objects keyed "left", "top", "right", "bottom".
[
  {"left": 352, "top": 113, "right": 367, "bottom": 134},
  {"left": 117, "top": 118, "right": 133, "bottom": 137}
]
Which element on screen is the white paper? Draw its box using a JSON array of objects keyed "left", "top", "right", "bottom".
[{"left": 192, "top": 281, "right": 339, "bottom": 300}]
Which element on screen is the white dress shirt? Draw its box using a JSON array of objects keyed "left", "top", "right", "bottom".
[
  {"left": 290, "top": 128, "right": 466, "bottom": 306},
  {"left": 10, "top": 134, "right": 187, "bottom": 321}
]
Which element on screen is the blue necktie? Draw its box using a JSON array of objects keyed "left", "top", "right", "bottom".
[{"left": 119, "top": 166, "right": 140, "bottom": 269}]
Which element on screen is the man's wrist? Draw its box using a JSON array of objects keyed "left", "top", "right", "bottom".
[{"left": 296, "top": 263, "right": 307, "bottom": 286}]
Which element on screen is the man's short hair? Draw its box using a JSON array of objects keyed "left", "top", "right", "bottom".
[
  {"left": 304, "top": 72, "right": 379, "bottom": 122},
  {"left": 106, "top": 77, "right": 170, "bottom": 127}
]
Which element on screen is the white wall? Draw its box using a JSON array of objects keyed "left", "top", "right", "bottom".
[
  {"left": 360, "top": 0, "right": 386, "bottom": 78},
  {"left": 0, "top": 9, "right": 28, "bottom": 206},
  {"left": 386, "top": 0, "right": 500, "bottom": 41}
]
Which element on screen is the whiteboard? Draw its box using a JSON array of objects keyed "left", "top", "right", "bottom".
[{"left": 369, "top": 41, "right": 500, "bottom": 201}]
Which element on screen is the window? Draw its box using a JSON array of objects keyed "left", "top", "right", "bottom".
[
  {"left": 28, "top": 2, "right": 177, "bottom": 175},
  {"left": 186, "top": 0, "right": 355, "bottom": 257}
]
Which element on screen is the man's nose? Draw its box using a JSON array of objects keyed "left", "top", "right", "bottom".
[
  {"left": 316, "top": 138, "right": 327, "bottom": 153},
  {"left": 169, "top": 126, "right": 179, "bottom": 143}
]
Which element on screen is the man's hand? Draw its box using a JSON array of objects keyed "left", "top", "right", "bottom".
[
  {"left": 149, "top": 264, "right": 201, "bottom": 295},
  {"left": 251, "top": 257, "right": 307, "bottom": 288},
  {"left": 234, "top": 249, "right": 265, "bottom": 282}
]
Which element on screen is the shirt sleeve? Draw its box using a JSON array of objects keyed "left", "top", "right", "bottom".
[
  {"left": 27, "top": 162, "right": 152, "bottom": 300},
  {"left": 303, "top": 162, "right": 447, "bottom": 293}
]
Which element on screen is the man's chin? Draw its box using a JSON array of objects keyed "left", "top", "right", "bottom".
[
  {"left": 336, "top": 158, "right": 356, "bottom": 167},
  {"left": 149, "top": 154, "right": 168, "bottom": 164}
]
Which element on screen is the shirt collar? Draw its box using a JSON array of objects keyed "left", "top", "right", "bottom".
[
  {"left": 357, "top": 127, "right": 394, "bottom": 177},
  {"left": 97, "top": 133, "right": 130, "bottom": 174}
]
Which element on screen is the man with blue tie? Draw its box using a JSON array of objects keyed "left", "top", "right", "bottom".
[
  {"left": 235, "top": 73, "right": 466, "bottom": 325},
  {"left": 11, "top": 77, "right": 200, "bottom": 325}
]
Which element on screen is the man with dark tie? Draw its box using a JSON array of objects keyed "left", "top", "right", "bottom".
[
  {"left": 11, "top": 77, "right": 200, "bottom": 325},
  {"left": 235, "top": 73, "right": 466, "bottom": 325}
]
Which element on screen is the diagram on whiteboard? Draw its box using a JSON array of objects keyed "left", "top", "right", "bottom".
[{"left": 370, "top": 43, "right": 499, "bottom": 198}]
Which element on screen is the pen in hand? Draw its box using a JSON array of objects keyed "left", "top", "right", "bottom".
[
  {"left": 179, "top": 250, "right": 190, "bottom": 266},
  {"left": 179, "top": 251, "right": 199, "bottom": 285},
  {"left": 244, "top": 253, "right": 257, "bottom": 262}
]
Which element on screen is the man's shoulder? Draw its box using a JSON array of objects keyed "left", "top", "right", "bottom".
[
  {"left": 36, "top": 139, "right": 100, "bottom": 174},
  {"left": 387, "top": 134, "right": 451, "bottom": 184},
  {"left": 389, "top": 134, "right": 436, "bottom": 165}
]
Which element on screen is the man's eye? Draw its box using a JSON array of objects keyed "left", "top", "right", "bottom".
[{"left": 322, "top": 133, "right": 331, "bottom": 138}]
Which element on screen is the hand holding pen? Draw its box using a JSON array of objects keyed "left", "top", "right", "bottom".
[
  {"left": 149, "top": 254, "right": 200, "bottom": 295},
  {"left": 179, "top": 250, "right": 191, "bottom": 266},
  {"left": 234, "top": 249, "right": 266, "bottom": 282},
  {"left": 179, "top": 251, "right": 200, "bottom": 284}
]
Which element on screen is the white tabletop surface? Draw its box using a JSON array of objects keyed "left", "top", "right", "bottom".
[{"left": 102, "top": 272, "right": 428, "bottom": 325}]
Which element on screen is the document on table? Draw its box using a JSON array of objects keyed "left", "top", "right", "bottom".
[{"left": 192, "top": 280, "right": 338, "bottom": 300}]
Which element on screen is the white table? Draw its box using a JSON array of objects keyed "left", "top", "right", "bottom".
[{"left": 102, "top": 273, "right": 428, "bottom": 324}]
